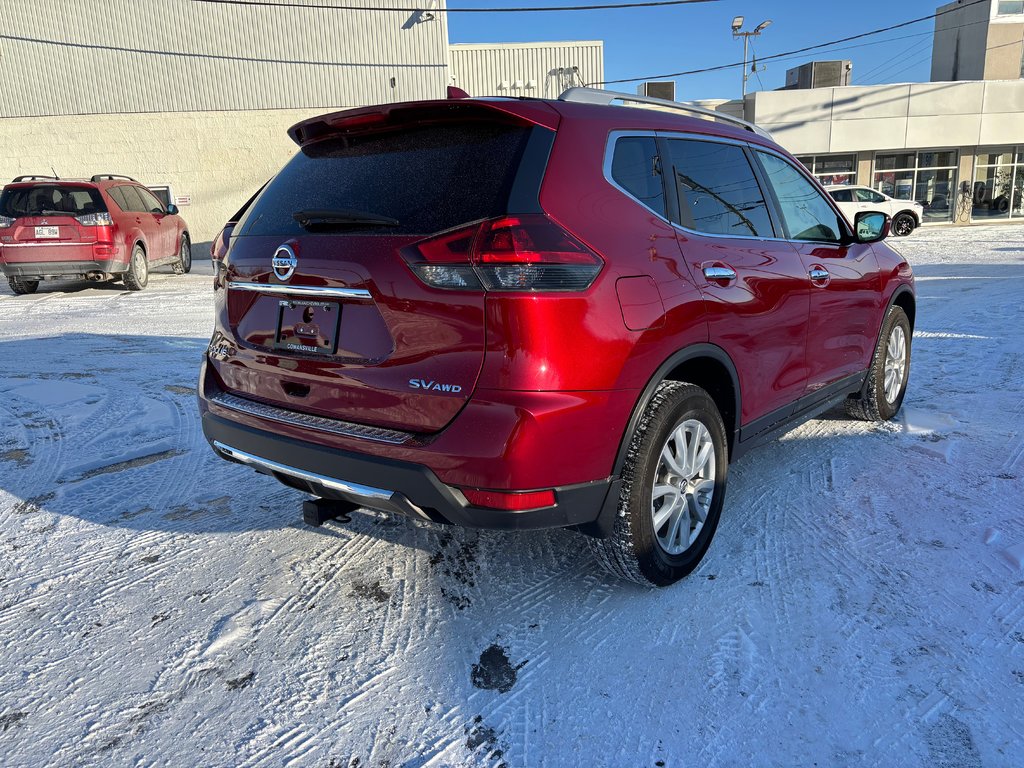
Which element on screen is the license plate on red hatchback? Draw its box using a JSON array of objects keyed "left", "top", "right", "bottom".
[
  {"left": 274, "top": 299, "right": 340, "bottom": 355},
  {"left": 34, "top": 226, "right": 59, "bottom": 239}
]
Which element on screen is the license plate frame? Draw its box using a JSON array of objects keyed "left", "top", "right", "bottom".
[
  {"left": 274, "top": 299, "right": 341, "bottom": 356},
  {"left": 34, "top": 226, "right": 59, "bottom": 239}
]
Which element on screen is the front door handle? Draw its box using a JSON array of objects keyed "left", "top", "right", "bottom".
[
  {"left": 809, "top": 266, "right": 830, "bottom": 284},
  {"left": 703, "top": 265, "right": 737, "bottom": 281}
]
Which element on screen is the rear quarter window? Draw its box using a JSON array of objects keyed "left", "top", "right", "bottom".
[{"left": 238, "top": 122, "right": 536, "bottom": 237}]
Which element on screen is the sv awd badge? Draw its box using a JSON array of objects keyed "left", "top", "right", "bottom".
[{"left": 409, "top": 379, "right": 463, "bottom": 393}]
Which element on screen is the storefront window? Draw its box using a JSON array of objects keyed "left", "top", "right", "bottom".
[
  {"left": 796, "top": 154, "right": 856, "bottom": 186},
  {"left": 873, "top": 150, "right": 958, "bottom": 223},
  {"left": 973, "top": 146, "right": 1024, "bottom": 221}
]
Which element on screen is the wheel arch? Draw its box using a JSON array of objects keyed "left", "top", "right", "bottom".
[
  {"left": 613, "top": 344, "right": 741, "bottom": 476},
  {"left": 889, "top": 284, "right": 916, "bottom": 331}
]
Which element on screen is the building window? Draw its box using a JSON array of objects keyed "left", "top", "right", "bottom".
[
  {"left": 796, "top": 154, "right": 856, "bottom": 185},
  {"left": 972, "top": 146, "right": 1024, "bottom": 221},
  {"left": 997, "top": 1, "right": 1024, "bottom": 15},
  {"left": 873, "top": 150, "right": 958, "bottom": 223}
]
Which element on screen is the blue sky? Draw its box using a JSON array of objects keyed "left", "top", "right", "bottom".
[{"left": 447, "top": 0, "right": 942, "bottom": 100}]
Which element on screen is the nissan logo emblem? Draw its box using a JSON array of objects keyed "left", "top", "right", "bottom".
[{"left": 272, "top": 244, "right": 297, "bottom": 281}]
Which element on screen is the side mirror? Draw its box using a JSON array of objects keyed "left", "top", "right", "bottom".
[
  {"left": 166, "top": 203, "right": 179, "bottom": 216},
  {"left": 853, "top": 211, "right": 890, "bottom": 243}
]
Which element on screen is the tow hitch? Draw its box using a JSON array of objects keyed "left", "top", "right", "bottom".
[{"left": 302, "top": 498, "right": 358, "bottom": 527}]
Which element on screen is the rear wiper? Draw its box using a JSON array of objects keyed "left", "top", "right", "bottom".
[{"left": 292, "top": 208, "right": 399, "bottom": 229}]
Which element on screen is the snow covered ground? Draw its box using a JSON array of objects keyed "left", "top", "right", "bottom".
[{"left": 1, "top": 226, "right": 1022, "bottom": 767}]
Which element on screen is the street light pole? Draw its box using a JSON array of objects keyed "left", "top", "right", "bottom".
[{"left": 731, "top": 17, "right": 772, "bottom": 98}]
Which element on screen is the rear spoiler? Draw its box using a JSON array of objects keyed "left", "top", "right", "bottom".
[{"left": 288, "top": 98, "right": 560, "bottom": 147}]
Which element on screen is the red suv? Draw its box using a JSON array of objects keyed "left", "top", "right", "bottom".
[
  {"left": 0, "top": 175, "right": 192, "bottom": 294},
  {"left": 199, "top": 89, "right": 914, "bottom": 586}
]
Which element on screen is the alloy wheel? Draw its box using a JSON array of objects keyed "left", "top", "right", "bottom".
[
  {"left": 884, "top": 325, "right": 907, "bottom": 403},
  {"left": 651, "top": 419, "right": 716, "bottom": 556}
]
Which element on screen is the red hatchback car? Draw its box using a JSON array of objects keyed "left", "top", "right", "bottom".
[
  {"left": 200, "top": 88, "right": 915, "bottom": 586},
  {"left": 0, "top": 175, "right": 192, "bottom": 294}
]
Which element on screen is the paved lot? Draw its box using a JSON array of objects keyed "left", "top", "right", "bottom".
[{"left": 1, "top": 227, "right": 1022, "bottom": 767}]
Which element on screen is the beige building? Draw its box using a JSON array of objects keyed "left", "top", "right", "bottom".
[
  {"left": 932, "top": 0, "right": 1024, "bottom": 81},
  {"left": 0, "top": 0, "right": 604, "bottom": 241}
]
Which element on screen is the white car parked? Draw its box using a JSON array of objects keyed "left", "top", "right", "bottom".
[{"left": 825, "top": 185, "right": 924, "bottom": 237}]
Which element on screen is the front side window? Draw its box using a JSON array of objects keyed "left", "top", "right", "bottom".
[
  {"left": 666, "top": 139, "right": 773, "bottom": 238},
  {"left": 855, "top": 188, "right": 886, "bottom": 203},
  {"left": 756, "top": 151, "right": 845, "bottom": 243},
  {"left": 135, "top": 186, "right": 165, "bottom": 214}
]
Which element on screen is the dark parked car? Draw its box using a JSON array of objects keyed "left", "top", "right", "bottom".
[
  {"left": 199, "top": 88, "right": 915, "bottom": 586},
  {"left": 0, "top": 175, "right": 191, "bottom": 293}
]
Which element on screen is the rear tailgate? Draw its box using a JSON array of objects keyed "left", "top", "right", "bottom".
[
  {"left": 0, "top": 184, "right": 108, "bottom": 263},
  {"left": 217, "top": 103, "right": 557, "bottom": 433}
]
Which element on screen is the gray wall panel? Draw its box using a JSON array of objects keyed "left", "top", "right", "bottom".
[{"left": 1, "top": 0, "right": 449, "bottom": 117}]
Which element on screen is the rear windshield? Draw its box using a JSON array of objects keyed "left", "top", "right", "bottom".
[
  {"left": 0, "top": 185, "right": 107, "bottom": 218},
  {"left": 237, "top": 122, "right": 533, "bottom": 237}
]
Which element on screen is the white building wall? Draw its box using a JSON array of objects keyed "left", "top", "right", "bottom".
[
  {"left": 748, "top": 80, "right": 1024, "bottom": 155},
  {"left": 449, "top": 41, "right": 604, "bottom": 99}
]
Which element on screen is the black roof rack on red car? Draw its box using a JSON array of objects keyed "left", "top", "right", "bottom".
[
  {"left": 12, "top": 175, "right": 60, "bottom": 182},
  {"left": 90, "top": 174, "right": 138, "bottom": 183}
]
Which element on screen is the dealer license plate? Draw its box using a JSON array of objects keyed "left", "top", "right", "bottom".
[{"left": 274, "top": 299, "right": 340, "bottom": 355}]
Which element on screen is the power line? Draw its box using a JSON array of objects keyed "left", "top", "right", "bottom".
[
  {"left": 590, "top": 0, "right": 989, "bottom": 85},
  {"left": 855, "top": 37, "right": 932, "bottom": 84},
  {"left": 193, "top": 0, "right": 718, "bottom": 13}
]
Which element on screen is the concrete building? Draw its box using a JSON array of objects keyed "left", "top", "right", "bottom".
[
  {"left": 0, "top": 0, "right": 603, "bottom": 240},
  {"left": 932, "top": 0, "right": 1024, "bottom": 81},
  {"left": 744, "top": 80, "right": 1024, "bottom": 224},
  {"left": 449, "top": 41, "right": 603, "bottom": 99}
]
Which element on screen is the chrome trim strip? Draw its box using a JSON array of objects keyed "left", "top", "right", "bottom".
[
  {"left": 208, "top": 391, "right": 411, "bottom": 445},
  {"left": 213, "top": 440, "right": 393, "bottom": 501},
  {"left": 602, "top": 130, "right": 850, "bottom": 246},
  {"left": 0, "top": 241, "right": 92, "bottom": 247},
  {"left": 227, "top": 281, "right": 372, "bottom": 300}
]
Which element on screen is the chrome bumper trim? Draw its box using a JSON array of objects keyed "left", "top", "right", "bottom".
[
  {"left": 213, "top": 440, "right": 393, "bottom": 502},
  {"left": 227, "top": 281, "right": 371, "bottom": 300},
  {"left": 208, "top": 390, "right": 411, "bottom": 445}
]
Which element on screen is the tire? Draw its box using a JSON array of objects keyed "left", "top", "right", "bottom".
[
  {"left": 845, "top": 305, "right": 911, "bottom": 422},
  {"left": 172, "top": 233, "right": 192, "bottom": 275},
  {"left": 122, "top": 244, "right": 149, "bottom": 291},
  {"left": 588, "top": 381, "right": 729, "bottom": 587},
  {"left": 8, "top": 277, "right": 39, "bottom": 295},
  {"left": 891, "top": 213, "right": 916, "bottom": 237}
]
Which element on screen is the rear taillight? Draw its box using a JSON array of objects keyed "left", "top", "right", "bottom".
[
  {"left": 403, "top": 215, "right": 603, "bottom": 292},
  {"left": 0, "top": 216, "right": 13, "bottom": 228},
  {"left": 75, "top": 212, "right": 113, "bottom": 227}
]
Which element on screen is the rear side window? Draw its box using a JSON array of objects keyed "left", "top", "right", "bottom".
[
  {"left": 107, "top": 186, "right": 129, "bottom": 211},
  {"left": 610, "top": 136, "right": 667, "bottom": 218},
  {"left": 238, "top": 122, "right": 535, "bottom": 237},
  {"left": 756, "top": 152, "right": 845, "bottom": 243},
  {"left": 666, "top": 139, "right": 774, "bottom": 238},
  {"left": 830, "top": 189, "right": 853, "bottom": 203},
  {"left": 0, "top": 185, "right": 106, "bottom": 218}
]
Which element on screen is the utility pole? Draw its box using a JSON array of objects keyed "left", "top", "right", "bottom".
[{"left": 731, "top": 16, "right": 773, "bottom": 97}]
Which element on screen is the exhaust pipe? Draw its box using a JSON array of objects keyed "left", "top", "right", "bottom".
[{"left": 85, "top": 271, "right": 111, "bottom": 282}]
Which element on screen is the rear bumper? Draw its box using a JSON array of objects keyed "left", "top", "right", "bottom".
[
  {"left": 0, "top": 258, "right": 126, "bottom": 279},
  {"left": 202, "top": 410, "right": 614, "bottom": 531}
]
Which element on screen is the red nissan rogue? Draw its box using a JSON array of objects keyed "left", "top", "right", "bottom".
[
  {"left": 0, "top": 175, "right": 191, "bottom": 294},
  {"left": 200, "top": 88, "right": 914, "bottom": 586}
]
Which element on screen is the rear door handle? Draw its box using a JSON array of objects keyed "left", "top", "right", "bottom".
[{"left": 703, "top": 265, "right": 737, "bottom": 281}]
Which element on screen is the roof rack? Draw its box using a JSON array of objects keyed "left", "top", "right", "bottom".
[
  {"left": 558, "top": 87, "right": 773, "bottom": 141},
  {"left": 12, "top": 175, "right": 59, "bottom": 182},
  {"left": 90, "top": 174, "right": 138, "bottom": 183}
]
